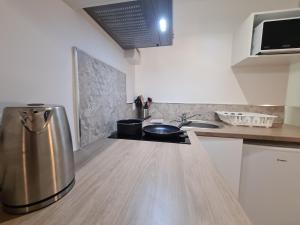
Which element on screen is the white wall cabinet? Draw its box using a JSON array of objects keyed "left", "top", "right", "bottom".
[
  {"left": 232, "top": 8, "right": 300, "bottom": 67},
  {"left": 198, "top": 137, "right": 243, "bottom": 197},
  {"left": 240, "top": 144, "right": 300, "bottom": 225}
]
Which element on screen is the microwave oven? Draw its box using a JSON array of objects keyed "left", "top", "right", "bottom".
[{"left": 252, "top": 17, "right": 300, "bottom": 55}]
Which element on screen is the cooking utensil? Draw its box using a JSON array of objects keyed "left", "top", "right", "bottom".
[
  {"left": 147, "top": 97, "right": 152, "bottom": 107},
  {"left": 134, "top": 96, "right": 143, "bottom": 109},
  {"left": 117, "top": 119, "right": 143, "bottom": 138},
  {"left": 144, "top": 102, "right": 148, "bottom": 109},
  {"left": 140, "top": 95, "right": 144, "bottom": 106},
  {"left": 143, "top": 123, "right": 187, "bottom": 139},
  {"left": 144, "top": 97, "right": 152, "bottom": 109}
]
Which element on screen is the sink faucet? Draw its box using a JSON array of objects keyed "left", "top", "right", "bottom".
[
  {"left": 179, "top": 113, "right": 188, "bottom": 124},
  {"left": 172, "top": 113, "right": 201, "bottom": 127}
]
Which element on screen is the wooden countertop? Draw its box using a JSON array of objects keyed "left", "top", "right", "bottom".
[
  {"left": 0, "top": 132, "right": 253, "bottom": 225},
  {"left": 190, "top": 124, "right": 300, "bottom": 143}
]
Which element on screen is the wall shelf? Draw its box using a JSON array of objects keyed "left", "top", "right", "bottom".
[
  {"left": 232, "top": 8, "right": 300, "bottom": 67},
  {"left": 233, "top": 54, "right": 300, "bottom": 67}
]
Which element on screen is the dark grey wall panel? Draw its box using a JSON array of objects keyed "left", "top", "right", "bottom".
[{"left": 84, "top": 0, "right": 173, "bottom": 49}]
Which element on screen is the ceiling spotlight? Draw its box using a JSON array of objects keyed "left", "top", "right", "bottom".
[{"left": 159, "top": 18, "right": 167, "bottom": 32}]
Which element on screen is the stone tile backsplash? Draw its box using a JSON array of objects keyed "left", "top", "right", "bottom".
[
  {"left": 77, "top": 49, "right": 134, "bottom": 147},
  {"left": 148, "top": 103, "right": 285, "bottom": 124}
]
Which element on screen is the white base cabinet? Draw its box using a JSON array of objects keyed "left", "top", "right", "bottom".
[
  {"left": 240, "top": 144, "right": 300, "bottom": 225},
  {"left": 198, "top": 137, "right": 243, "bottom": 197}
]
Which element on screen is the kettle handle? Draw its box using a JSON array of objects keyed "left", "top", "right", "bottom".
[
  {"left": 44, "top": 110, "right": 52, "bottom": 122},
  {"left": 20, "top": 109, "right": 53, "bottom": 133}
]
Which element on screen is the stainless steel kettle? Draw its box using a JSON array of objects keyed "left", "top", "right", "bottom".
[{"left": 0, "top": 104, "right": 75, "bottom": 214}]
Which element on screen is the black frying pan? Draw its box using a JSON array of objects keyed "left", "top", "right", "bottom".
[{"left": 143, "top": 124, "right": 184, "bottom": 139}]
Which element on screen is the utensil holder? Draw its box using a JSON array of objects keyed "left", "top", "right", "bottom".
[{"left": 137, "top": 108, "right": 149, "bottom": 120}]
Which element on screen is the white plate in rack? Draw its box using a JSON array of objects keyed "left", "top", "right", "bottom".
[{"left": 215, "top": 111, "right": 277, "bottom": 128}]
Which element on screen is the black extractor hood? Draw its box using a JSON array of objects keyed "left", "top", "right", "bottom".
[{"left": 84, "top": 0, "right": 173, "bottom": 49}]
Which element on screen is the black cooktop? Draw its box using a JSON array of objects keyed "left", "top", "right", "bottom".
[{"left": 108, "top": 131, "right": 191, "bottom": 145}]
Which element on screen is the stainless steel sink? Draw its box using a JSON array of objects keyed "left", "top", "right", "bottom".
[{"left": 182, "top": 120, "right": 223, "bottom": 129}]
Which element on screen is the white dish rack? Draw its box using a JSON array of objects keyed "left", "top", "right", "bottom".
[{"left": 216, "top": 111, "right": 277, "bottom": 128}]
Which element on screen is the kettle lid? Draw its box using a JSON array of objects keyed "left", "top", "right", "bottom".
[
  {"left": 3, "top": 103, "right": 64, "bottom": 110},
  {"left": 27, "top": 103, "right": 46, "bottom": 107}
]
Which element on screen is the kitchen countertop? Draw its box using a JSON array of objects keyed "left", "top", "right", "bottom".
[
  {"left": 190, "top": 123, "right": 300, "bottom": 143},
  {"left": 0, "top": 131, "right": 253, "bottom": 225}
]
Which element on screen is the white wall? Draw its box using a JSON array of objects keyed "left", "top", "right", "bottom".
[
  {"left": 135, "top": 0, "right": 298, "bottom": 105},
  {"left": 286, "top": 63, "right": 300, "bottom": 107},
  {"left": 285, "top": 63, "right": 300, "bottom": 126},
  {"left": 0, "top": 0, "right": 135, "bottom": 150}
]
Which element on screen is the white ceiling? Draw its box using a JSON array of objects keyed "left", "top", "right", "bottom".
[
  {"left": 63, "top": 0, "right": 136, "bottom": 9},
  {"left": 173, "top": 0, "right": 299, "bottom": 36}
]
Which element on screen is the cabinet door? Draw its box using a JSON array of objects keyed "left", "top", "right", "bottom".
[
  {"left": 240, "top": 144, "right": 300, "bottom": 225},
  {"left": 198, "top": 137, "right": 243, "bottom": 197}
]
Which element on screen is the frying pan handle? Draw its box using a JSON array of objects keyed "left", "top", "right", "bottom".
[{"left": 178, "top": 130, "right": 185, "bottom": 135}]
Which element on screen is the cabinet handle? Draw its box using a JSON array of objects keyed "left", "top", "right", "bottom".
[{"left": 277, "top": 159, "right": 288, "bottom": 162}]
